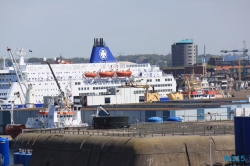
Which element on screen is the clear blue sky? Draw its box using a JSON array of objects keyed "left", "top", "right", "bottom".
[{"left": 1, "top": 0, "right": 250, "bottom": 59}]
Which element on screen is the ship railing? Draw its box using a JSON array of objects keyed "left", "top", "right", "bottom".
[
  {"left": 26, "top": 63, "right": 42, "bottom": 65},
  {"left": 21, "top": 121, "right": 234, "bottom": 137}
]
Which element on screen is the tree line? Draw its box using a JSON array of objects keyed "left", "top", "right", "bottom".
[{"left": 0, "top": 54, "right": 220, "bottom": 69}]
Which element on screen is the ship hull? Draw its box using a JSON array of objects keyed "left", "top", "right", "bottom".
[{"left": 6, "top": 124, "right": 26, "bottom": 139}]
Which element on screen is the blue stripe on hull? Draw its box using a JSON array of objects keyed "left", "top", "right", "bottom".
[{"left": 1, "top": 103, "right": 44, "bottom": 110}]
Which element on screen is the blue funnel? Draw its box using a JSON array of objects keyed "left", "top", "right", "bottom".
[{"left": 89, "top": 38, "right": 116, "bottom": 63}]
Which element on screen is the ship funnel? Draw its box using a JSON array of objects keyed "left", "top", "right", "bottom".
[{"left": 89, "top": 38, "right": 116, "bottom": 63}]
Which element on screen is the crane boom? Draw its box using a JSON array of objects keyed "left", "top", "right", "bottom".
[
  {"left": 92, "top": 106, "right": 110, "bottom": 117},
  {"left": 6, "top": 47, "right": 27, "bottom": 98},
  {"left": 220, "top": 49, "right": 248, "bottom": 53},
  {"left": 45, "top": 61, "right": 64, "bottom": 97},
  {"left": 45, "top": 60, "right": 70, "bottom": 108}
]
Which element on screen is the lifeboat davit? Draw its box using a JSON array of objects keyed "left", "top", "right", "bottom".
[
  {"left": 116, "top": 70, "right": 132, "bottom": 77},
  {"left": 85, "top": 72, "right": 98, "bottom": 78},
  {"left": 99, "top": 71, "right": 115, "bottom": 77}
]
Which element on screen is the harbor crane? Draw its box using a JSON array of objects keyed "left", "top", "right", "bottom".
[
  {"left": 6, "top": 47, "right": 28, "bottom": 101},
  {"left": 220, "top": 49, "right": 248, "bottom": 54},
  {"left": 91, "top": 106, "right": 110, "bottom": 117},
  {"left": 122, "top": 81, "right": 160, "bottom": 102},
  {"left": 220, "top": 41, "right": 248, "bottom": 59},
  {"left": 220, "top": 41, "right": 249, "bottom": 81},
  {"left": 44, "top": 59, "right": 70, "bottom": 108}
]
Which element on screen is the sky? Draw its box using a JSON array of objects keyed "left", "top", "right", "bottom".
[{"left": 1, "top": 0, "right": 250, "bottom": 59}]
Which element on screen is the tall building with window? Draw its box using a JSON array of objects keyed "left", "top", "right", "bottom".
[{"left": 171, "top": 39, "right": 198, "bottom": 67}]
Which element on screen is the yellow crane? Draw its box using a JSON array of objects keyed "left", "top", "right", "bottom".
[
  {"left": 122, "top": 81, "right": 160, "bottom": 103},
  {"left": 178, "top": 70, "right": 202, "bottom": 99},
  {"left": 238, "top": 58, "right": 242, "bottom": 81}
]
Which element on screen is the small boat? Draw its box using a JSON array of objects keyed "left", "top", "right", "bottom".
[
  {"left": 25, "top": 101, "right": 88, "bottom": 129},
  {"left": 116, "top": 70, "right": 132, "bottom": 77},
  {"left": 6, "top": 96, "right": 88, "bottom": 139},
  {"left": 84, "top": 72, "right": 98, "bottom": 78},
  {"left": 6, "top": 124, "right": 26, "bottom": 140},
  {"left": 99, "top": 71, "right": 115, "bottom": 77}
]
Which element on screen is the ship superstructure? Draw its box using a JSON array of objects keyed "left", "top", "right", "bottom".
[{"left": 0, "top": 38, "right": 176, "bottom": 109}]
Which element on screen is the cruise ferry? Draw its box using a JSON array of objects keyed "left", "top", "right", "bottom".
[{"left": 0, "top": 38, "right": 176, "bottom": 109}]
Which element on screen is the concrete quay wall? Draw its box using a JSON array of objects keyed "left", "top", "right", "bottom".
[{"left": 12, "top": 133, "right": 234, "bottom": 166}]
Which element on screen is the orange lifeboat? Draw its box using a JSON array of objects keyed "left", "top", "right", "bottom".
[
  {"left": 116, "top": 70, "right": 132, "bottom": 77},
  {"left": 99, "top": 71, "right": 115, "bottom": 77},
  {"left": 62, "top": 111, "right": 74, "bottom": 115},
  {"left": 85, "top": 72, "right": 98, "bottom": 78}
]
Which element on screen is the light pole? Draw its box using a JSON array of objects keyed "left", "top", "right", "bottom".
[{"left": 207, "top": 126, "right": 213, "bottom": 166}]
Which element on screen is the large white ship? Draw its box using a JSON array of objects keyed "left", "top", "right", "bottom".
[{"left": 0, "top": 38, "right": 176, "bottom": 109}]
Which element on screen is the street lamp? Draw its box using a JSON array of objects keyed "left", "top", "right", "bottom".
[{"left": 206, "top": 126, "right": 213, "bottom": 166}]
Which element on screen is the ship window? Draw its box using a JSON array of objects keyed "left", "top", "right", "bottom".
[
  {"left": 105, "top": 97, "right": 110, "bottom": 104},
  {"left": 139, "top": 96, "right": 144, "bottom": 102}
]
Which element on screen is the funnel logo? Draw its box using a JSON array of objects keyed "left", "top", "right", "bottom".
[{"left": 99, "top": 48, "right": 107, "bottom": 60}]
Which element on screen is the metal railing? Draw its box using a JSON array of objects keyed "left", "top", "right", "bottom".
[{"left": 22, "top": 121, "right": 234, "bottom": 137}]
